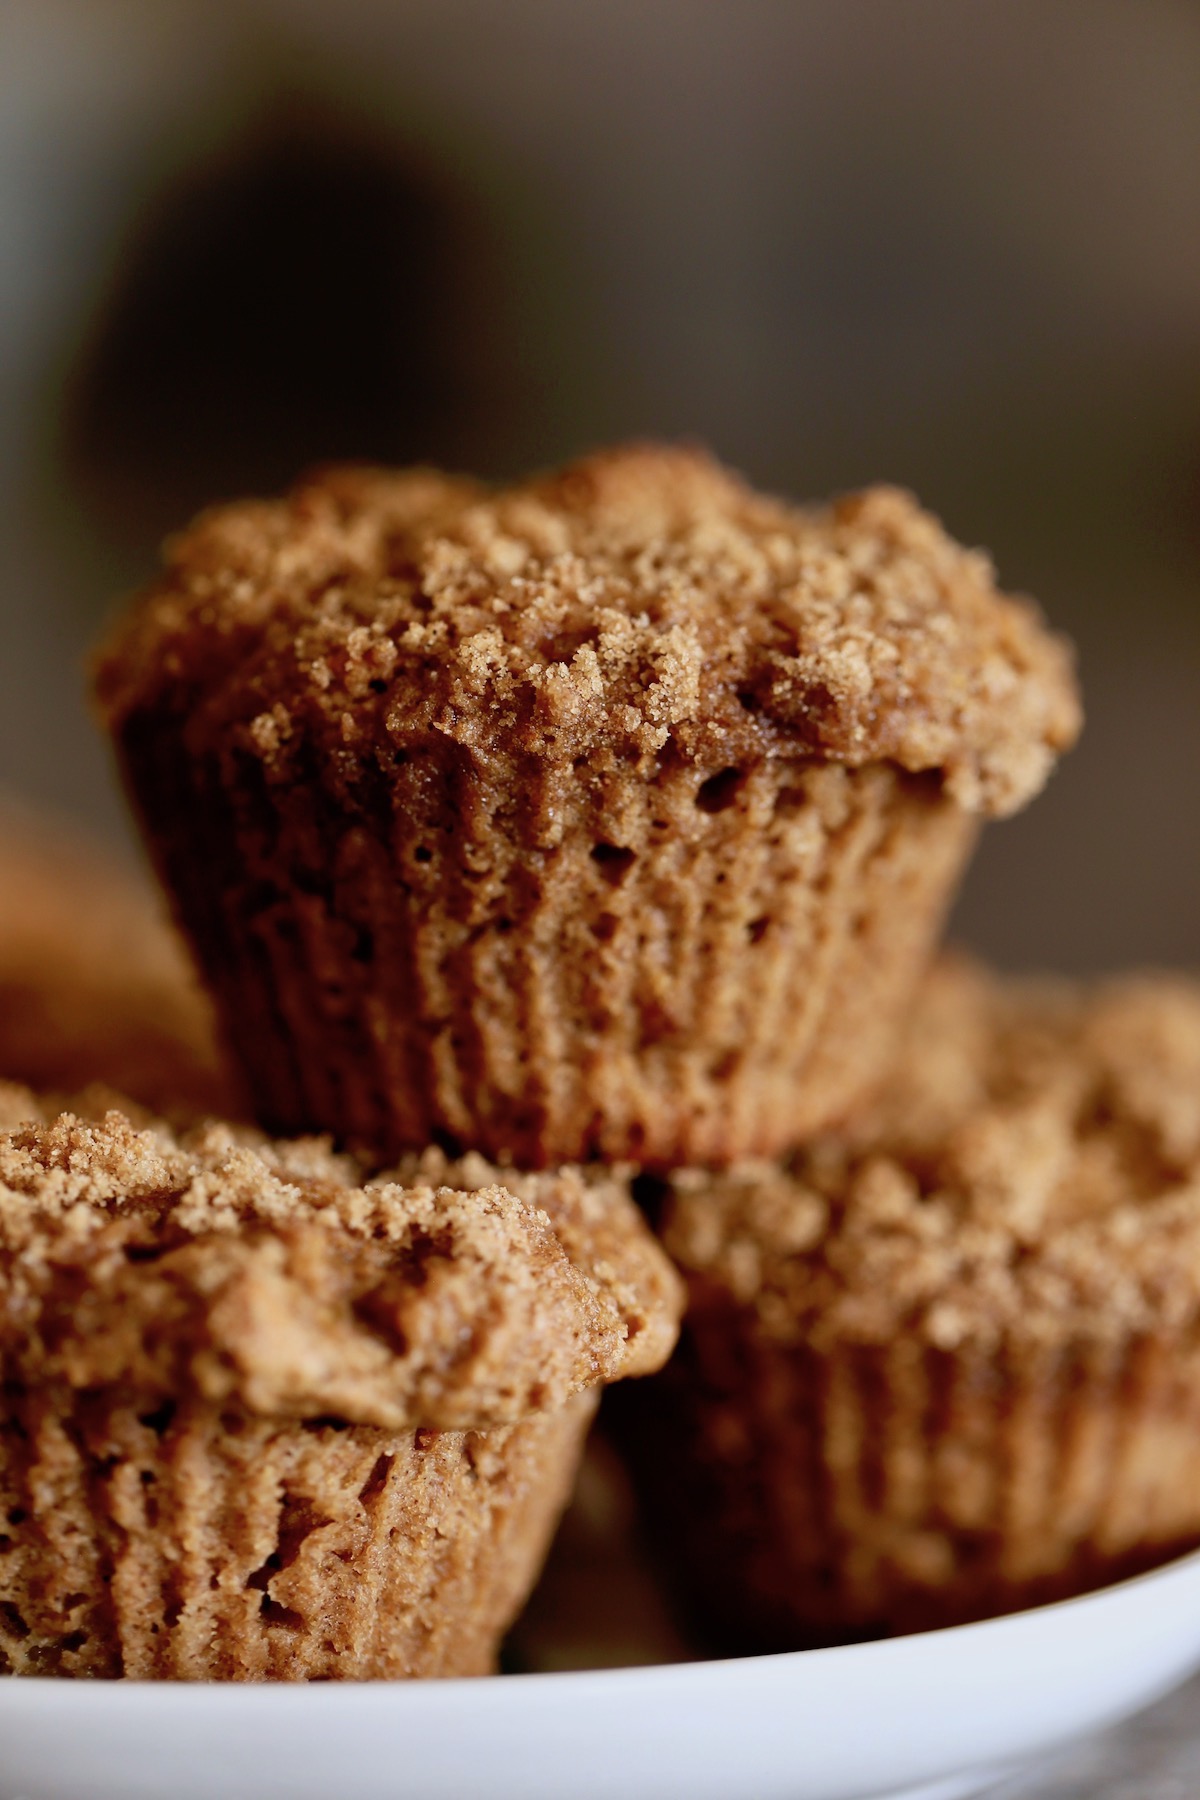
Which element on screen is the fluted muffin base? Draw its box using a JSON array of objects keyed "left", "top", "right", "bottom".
[
  {"left": 117, "top": 719, "right": 975, "bottom": 1167},
  {"left": 0, "top": 1387, "right": 594, "bottom": 1679},
  {"left": 615, "top": 1323, "right": 1200, "bottom": 1649}
]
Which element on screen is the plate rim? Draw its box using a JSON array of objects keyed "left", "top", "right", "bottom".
[{"left": 3, "top": 1539, "right": 1199, "bottom": 1699}]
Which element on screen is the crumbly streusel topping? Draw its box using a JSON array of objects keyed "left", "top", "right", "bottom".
[
  {"left": 0, "top": 1096, "right": 681, "bottom": 1427},
  {"left": 95, "top": 446, "right": 1080, "bottom": 817},
  {"left": 664, "top": 957, "right": 1200, "bottom": 1349}
]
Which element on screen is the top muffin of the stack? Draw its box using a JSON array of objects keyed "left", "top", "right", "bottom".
[
  {"left": 97, "top": 446, "right": 1076, "bottom": 814},
  {"left": 94, "top": 444, "right": 1081, "bottom": 1171}
]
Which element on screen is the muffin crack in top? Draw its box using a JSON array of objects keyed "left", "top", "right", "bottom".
[{"left": 95, "top": 444, "right": 1080, "bottom": 817}]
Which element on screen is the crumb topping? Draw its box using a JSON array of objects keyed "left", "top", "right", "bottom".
[
  {"left": 0, "top": 1098, "right": 681, "bottom": 1427},
  {"left": 664, "top": 957, "right": 1200, "bottom": 1349},
  {"left": 95, "top": 446, "right": 1080, "bottom": 817}
]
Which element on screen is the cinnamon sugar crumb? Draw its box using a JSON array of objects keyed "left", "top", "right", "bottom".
[
  {"left": 665, "top": 957, "right": 1200, "bottom": 1349},
  {"left": 0, "top": 1097, "right": 681, "bottom": 1428},
  {"left": 95, "top": 445, "right": 1080, "bottom": 818}
]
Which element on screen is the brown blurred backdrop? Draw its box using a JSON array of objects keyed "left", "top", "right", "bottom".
[{"left": 2, "top": 0, "right": 1198, "bottom": 972}]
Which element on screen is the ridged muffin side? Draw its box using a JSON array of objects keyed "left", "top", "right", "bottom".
[
  {"left": 0, "top": 1384, "right": 595, "bottom": 1679},
  {"left": 100, "top": 728, "right": 975, "bottom": 1167},
  {"left": 94, "top": 449, "right": 1079, "bottom": 1168}
]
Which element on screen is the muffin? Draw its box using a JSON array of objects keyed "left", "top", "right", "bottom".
[
  {"left": 0, "top": 793, "right": 235, "bottom": 1118},
  {"left": 94, "top": 447, "right": 1079, "bottom": 1168},
  {"left": 0, "top": 1095, "right": 681, "bottom": 1678},
  {"left": 617, "top": 956, "right": 1200, "bottom": 1647}
]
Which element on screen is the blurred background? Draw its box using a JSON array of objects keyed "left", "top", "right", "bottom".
[{"left": 1, "top": 0, "right": 1197, "bottom": 972}]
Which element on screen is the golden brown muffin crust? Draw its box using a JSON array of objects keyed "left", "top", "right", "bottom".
[
  {"left": 664, "top": 958, "right": 1200, "bottom": 1350},
  {"left": 95, "top": 445, "right": 1079, "bottom": 818},
  {"left": 0, "top": 1098, "right": 682, "bottom": 1429}
]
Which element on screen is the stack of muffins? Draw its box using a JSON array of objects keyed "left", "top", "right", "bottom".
[{"left": 4, "top": 442, "right": 1199, "bottom": 1678}]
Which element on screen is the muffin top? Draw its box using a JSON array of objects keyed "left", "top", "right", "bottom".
[
  {"left": 664, "top": 957, "right": 1200, "bottom": 1350},
  {"left": 0, "top": 796, "right": 235, "bottom": 1119},
  {"left": 95, "top": 445, "right": 1080, "bottom": 818},
  {"left": 0, "top": 1090, "right": 682, "bottom": 1427}
]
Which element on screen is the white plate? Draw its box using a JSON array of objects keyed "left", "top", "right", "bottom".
[{"left": 3, "top": 1549, "right": 1200, "bottom": 1800}]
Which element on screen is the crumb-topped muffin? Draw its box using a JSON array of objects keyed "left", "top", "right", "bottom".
[
  {"left": 0, "top": 795, "right": 235, "bottom": 1119},
  {"left": 618, "top": 956, "right": 1200, "bottom": 1646},
  {"left": 0, "top": 1095, "right": 681, "bottom": 1678},
  {"left": 94, "top": 447, "right": 1080, "bottom": 1167}
]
